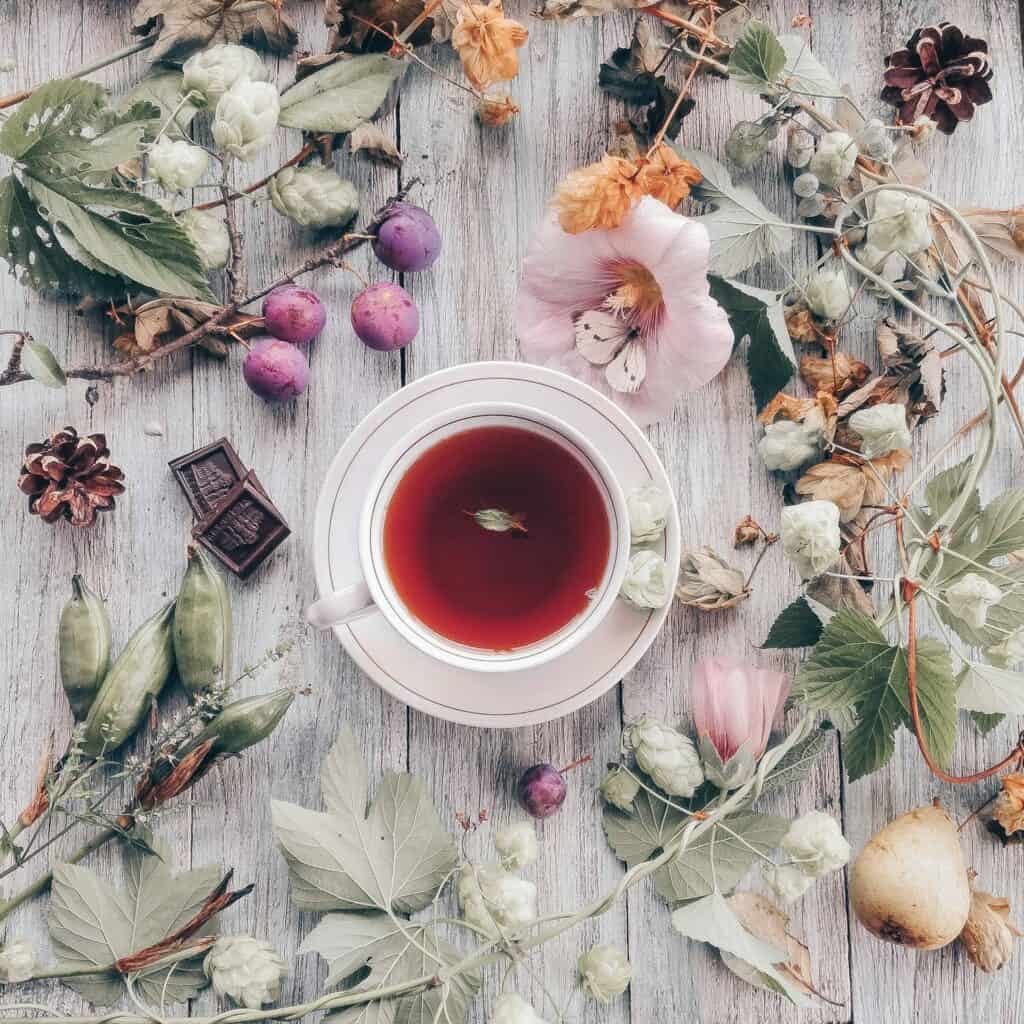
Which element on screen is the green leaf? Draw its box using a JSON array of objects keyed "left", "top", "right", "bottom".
[
  {"left": 777, "top": 36, "right": 844, "bottom": 99},
  {"left": 919, "top": 458, "right": 980, "bottom": 539},
  {"left": 23, "top": 172, "right": 212, "bottom": 299},
  {"left": 708, "top": 275, "right": 795, "bottom": 409},
  {"left": 762, "top": 596, "right": 823, "bottom": 649},
  {"left": 970, "top": 490, "right": 1024, "bottom": 562},
  {"left": 672, "top": 892, "right": 800, "bottom": 1001},
  {"left": 49, "top": 838, "right": 221, "bottom": 1006},
  {"left": 603, "top": 793, "right": 786, "bottom": 901},
  {"left": 0, "top": 175, "right": 126, "bottom": 298},
  {"left": 795, "top": 611, "right": 955, "bottom": 780},
  {"left": 279, "top": 54, "right": 405, "bottom": 133},
  {"left": 728, "top": 20, "right": 786, "bottom": 94},
  {"left": 22, "top": 340, "right": 67, "bottom": 388},
  {"left": 972, "top": 711, "right": 1005, "bottom": 736},
  {"left": 0, "top": 79, "right": 154, "bottom": 180},
  {"left": 677, "top": 148, "right": 791, "bottom": 277},
  {"left": 308, "top": 917, "right": 480, "bottom": 1024},
  {"left": 936, "top": 564, "right": 1024, "bottom": 648},
  {"left": 957, "top": 662, "right": 1024, "bottom": 715},
  {"left": 757, "top": 726, "right": 829, "bottom": 796},
  {"left": 272, "top": 725, "right": 458, "bottom": 916},
  {"left": 121, "top": 67, "right": 199, "bottom": 140}
]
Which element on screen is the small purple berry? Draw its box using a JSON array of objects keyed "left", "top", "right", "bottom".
[
  {"left": 351, "top": 282, "right": 419, "bottom": 351},
  {"left": 243, "top": 336, "right": 310, "bottom": 402},
  {"left": 517, "top": 763, "right": 567, "bottom": 819},
  {"left": 372, "top": 202, "right": 441, "bottom": 273},
  {"left": 262, "top": 285, "right": 326, "bottom": 345}
]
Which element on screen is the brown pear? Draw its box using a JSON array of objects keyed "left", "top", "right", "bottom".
[{"left": 850, "top": 801, "right": 971, "bottom": 950}]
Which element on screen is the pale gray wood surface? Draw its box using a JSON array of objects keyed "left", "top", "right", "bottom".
[{"left": 0, "top": 2, "right": 1021, "bottom": 1022}]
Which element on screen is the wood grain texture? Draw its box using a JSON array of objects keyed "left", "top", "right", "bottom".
[{"left": 0, "top": 2, "right": 1022, "bottom": 1023}]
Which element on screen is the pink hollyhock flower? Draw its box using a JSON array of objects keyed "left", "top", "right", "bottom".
[
  {"left": 692, "top": 656, "right": 789, "bottom": 763},
  {"left": 516, "top": 196, "right": 733, "bottom": 427}
]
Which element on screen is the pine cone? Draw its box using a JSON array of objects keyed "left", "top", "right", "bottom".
[
  {"left": 17, "top": 427, "right": 125, "bottom": 527},
  {"left": 881, "top": 23, "right": 993, "bottom": 135}
]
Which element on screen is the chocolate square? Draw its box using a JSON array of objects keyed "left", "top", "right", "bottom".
[
  {"left": 193, "top": 474, "right": 290, "bottom": 578},
  {"left": 169, "top": 438, "right": 247, "bottom": 517}
]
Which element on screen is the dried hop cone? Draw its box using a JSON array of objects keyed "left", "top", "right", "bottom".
[
  {"left": 204, "top": 935, "right": 287, "bottom": 1008},
  {"left": 18, "top": 427, "right": 125, "bottom": 527},
  {"left": 881, "top": 23, "right": 993, "bottom": 135}
]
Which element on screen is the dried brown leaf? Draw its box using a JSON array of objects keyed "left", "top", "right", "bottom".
[
  {"left": 956, "top": 207, "right": 1024, "bottom": 266},
  {"left": 795, "top": 460, "right": 867, "bottom": 522},
  {"left": 725, "top": 892, "right": 814, "bottom": 997},
  {"left": 799, "top": 352, "right": 871, "bottom": 397},
  {"left": 806, "top": 551, "right": 875, "bottom": 616},
  {"left": 349, "top": 123, "right": 404, "bottom": 165},
  {"left": 676, "top": 547, "right": 750, "bottom": 611},
  {"left": 325, "top": 0, "right": 435, "bottom": 52},
  {"left": 785, "top": 302, "right": 821, "bottom": 344}
]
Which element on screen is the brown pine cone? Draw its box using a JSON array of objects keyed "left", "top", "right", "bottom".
[
  {"left": 881, "top": 23, "right": 993, "bottom": 135},
  {"left": 18, "top": 427, "right": 125, "bottom": 527}
]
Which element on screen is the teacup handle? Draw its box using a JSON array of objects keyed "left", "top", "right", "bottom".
[{"left": 305, "top": 581, "right": 376, "bottom": 629}]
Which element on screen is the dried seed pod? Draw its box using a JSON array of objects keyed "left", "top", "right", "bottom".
[
  {"left": 80, "top": 601, "right": 176, "bottom": 757},
  {"left": 174, "top": 545, "right": 233, "bottom": 694},
  {"left": 58, "top": 575, "right": 111, "bottom": 719},
  {"left": 184, "top": 689, "right": 295, "bottom": 758}
]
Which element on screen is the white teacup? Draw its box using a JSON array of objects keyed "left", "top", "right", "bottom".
[{"left": 305, "top": 401, "right": 631, "bottom": 673}]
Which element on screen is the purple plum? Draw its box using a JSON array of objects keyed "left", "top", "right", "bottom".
[
  {"left": 372, "top": 203, "right": 441, "bottom": 273},
  {"left": 517, "top": 763, "right": 567, "bottom": 819},
  {"left": 262, "top": 285, "right": 326, "bottom": 345},
  {"left": 351, "top": 283, "right": 419, "bottom": 351},
  {"left": 243, "top": 337, "right": 310, "bottom": 402}
]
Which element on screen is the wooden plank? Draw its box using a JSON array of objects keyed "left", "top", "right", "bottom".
[
  {"left": 815, "top": 2, "right": 1024, "bottom": 1022},
  {"left": 398, "top": 8, "right": 631, "bottom": 1022}
]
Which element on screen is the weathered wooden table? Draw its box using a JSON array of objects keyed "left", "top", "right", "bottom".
[{"left": 1, "top": 2, "right": 1022, "bottom": 1021}]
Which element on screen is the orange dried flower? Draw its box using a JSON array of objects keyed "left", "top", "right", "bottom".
[
  {"left": 452, "top": 0, "right": 528, "bottom": 90},
  {"left": 994, "top": 773, "right": 1024, "bottom": 836},
  {"left": 637, "top": 144, "right": 702, "bottom": 209},
  {"left": 554, "top": 155, "right": 643, "bottom": 235},
  {"left": 478, "top": 91, "right": 520, "bottom": 127}
]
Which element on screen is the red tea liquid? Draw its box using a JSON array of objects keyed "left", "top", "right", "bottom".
[{"left": 382, "top": 425, "right": 611, "bottom": 651}]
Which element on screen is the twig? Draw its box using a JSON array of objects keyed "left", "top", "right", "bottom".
[
  {"left": 0, "top": 332, "right": 27, "bottom": 384},
  {"left": 219, "top": 182, "right": 245, "bottom": 305},
  {"left": 0, "top": 36, "right": 156, "bottom": 111},
  {"left": 0, "top": 184, "right": 419, "bottom": 388}
]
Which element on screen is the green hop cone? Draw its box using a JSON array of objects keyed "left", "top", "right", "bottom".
[
  {"left": 577, "top": 944, "right": 632, "bottom": 1002},
  {"left": 268, "top": 165, "right": 359, "bottom": 229},
  {"left": 599, "top": 766, "right": 640, "bottom": 812},
  {"left": 203, "top": 935, "right": 287, "bottom": 1008},
  {"left": 621, "top": 718, "right": 704, "bottom": 797}
]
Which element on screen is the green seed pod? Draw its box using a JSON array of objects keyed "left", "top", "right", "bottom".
[
  {"left": 187, "top": 689, "right": 295, "bottom": 758},
  {"left": 80, "top": 601, "right": 176, "bottom": 758},
  {"left": 58, "top": 575, "right": 111, "bottom": 720},
  {"left": 173, "top": 545, "right": 233, "bottom": 694}
]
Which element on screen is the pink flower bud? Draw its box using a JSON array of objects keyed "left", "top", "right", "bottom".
[{"left": 692, "top": 657, "right": 789, "bottom": 762}]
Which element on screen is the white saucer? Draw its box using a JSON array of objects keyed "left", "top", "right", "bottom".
[{"left": 312, "top": 361, "right": 680, "bottom": 727}]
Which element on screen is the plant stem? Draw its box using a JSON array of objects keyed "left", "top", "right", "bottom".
[
  {"left": 193, "top": 140, "right": 325, "bottom": 212},
  {"left": 0, "top": 36, "right": 156, "bottom": 110},
  {"left": 0, "top": 829, "right": 116, "bottom": 925}
]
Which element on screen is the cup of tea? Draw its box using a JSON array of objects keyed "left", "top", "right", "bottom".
[{"left": 306, "top": 401, "right": 632, "bottom": 672}]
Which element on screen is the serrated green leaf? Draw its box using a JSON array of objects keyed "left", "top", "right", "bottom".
[
  {"left": 279, "top": 54, "right": 405, "bottom": 133},
  {"left": 272, "top": 725, "right": 458, "bottom": 916},
  {"left": 677, "top": 148, "right": 791, "bottom": 277},
  {"left": 49, "top": 838, "right": 221, "bottom": 1006},
  {"left": 970, "top": 490, "right": 1024, "bottom": 562},
  {"left": 121, "top": 67, "right": 199, "bottom": 139},
  {"left": 918, "top": 458, "right": 980, "bottom": 539},
  {"left": 301, "top": 913, "right": 410, "bottom": 989},
  {"left": 972, "top": 711, "right": 1005, "bottom": 735},
  {"left": 957, "top": 662, "right": 1024, "bottom": 715},
  {"left": 603, "top": 793, "right": 786, "bottom": 902},
  {"left": 24, "top": 172, "right": 212, "bottom": 299},
  {"left": 22, "top": 340, "right": 66, "bottom": 388},
  {"left": 762, "top": 596, "right": 823, "bottom": 649},
  {"left": 728, "top": 20, "right": 786, "bottom": 94},
  {"left": 708, "top": 274, "right": 794, "bottom": 408},
  {"left": 0, "top": 80, "right": 105, "bottom": 162},
  {"left": 757, "top": 726, "right": 829, "bottom": 796},
  {"left": 0, "top": 175, "right": 126, "bottom": 298},
  {"left": 893, "top": 639, "right": 957, "bottom": 771},
  {"left": 777, "top": 36, "right": 844, "bottom": 99},
  {"left": 672, "top": 892, "right": 800, "bottom": 1001}
]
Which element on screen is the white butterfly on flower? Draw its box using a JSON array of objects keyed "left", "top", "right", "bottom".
[{"left": 573, "top": 310, "right": 647, "bottom": 394}]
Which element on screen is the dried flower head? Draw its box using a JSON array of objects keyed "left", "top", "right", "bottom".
[
  {"left": 478, "top": 91, "right": 520, "bottom": 126},
  {"left": 993, "top": 773, "right": 1024, "bottom": 837},
  {"left": 553, "top": 155, "right": 642, "bottom": 235},
  {"left": 734, "top": 515, "right": 763, "bottom": 547},
  {"left": 799, "top": 353, "right": 871, "bottom": 397},
  {"left": 636, "top": 145, "right": 702, "bottom": 210},
  {"left": 676, "top": 547, "right": 749, "bottom": 611},
  {"left": 452, "top": 0, "right": 528, "bottom": 90},
  {"left": 785, "top": 302, "right": 820, "bottom": 343},
  {"left": 959, "top": 883, "right": 1021, "bottom": 972}
]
